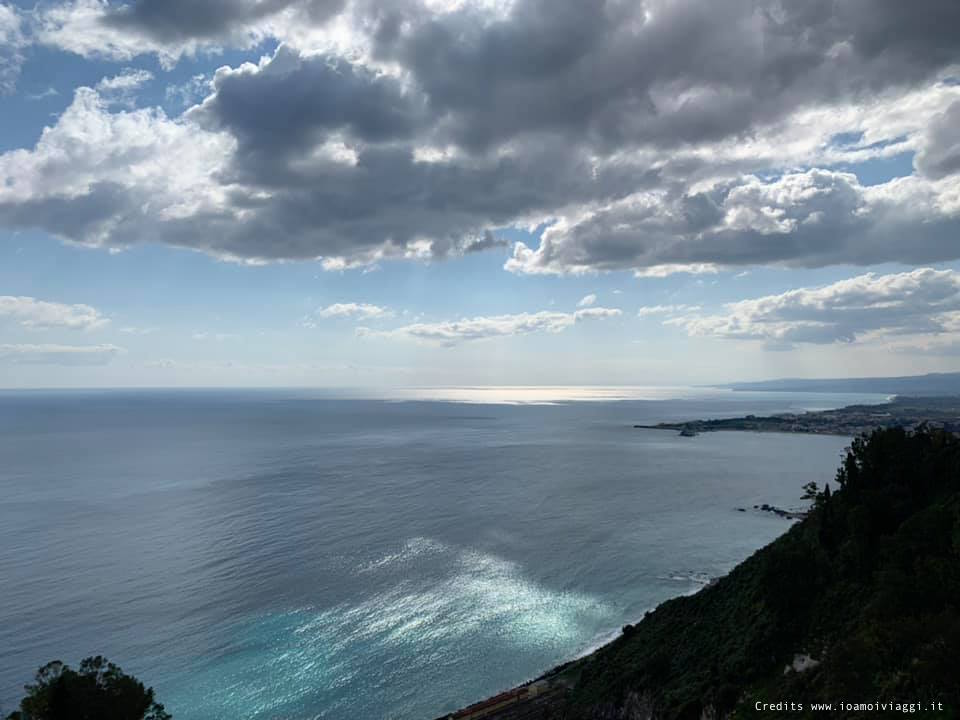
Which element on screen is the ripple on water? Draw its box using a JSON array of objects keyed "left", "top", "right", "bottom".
[{"left": 162, "top": 538, "right": 615, "bottom": 720}]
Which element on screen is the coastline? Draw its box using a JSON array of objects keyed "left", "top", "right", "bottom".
[
  {"left": 437, "top": 397, "right": 960, "bottom": 719},
  {"left": 433, "top": 577, "right": 721, "bottom": 720},
  {"left": 633, "top": 395, "right": 960, "bottom": 437}
]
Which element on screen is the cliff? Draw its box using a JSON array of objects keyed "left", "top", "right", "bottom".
[{"left": 447, "top": 426, "right": 960, "bottom": 719}]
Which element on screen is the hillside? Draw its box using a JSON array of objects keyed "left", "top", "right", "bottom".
[
  {"left": 719, "top": 372, "right": 960, "bottom": 396},
  {"left": 560, "top": 426, "right": 960, "bottom": 719},
  {"left": 449, "top": 427, "right": 960, "bottom": 719}
]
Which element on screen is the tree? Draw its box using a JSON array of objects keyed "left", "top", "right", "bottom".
[
  {"left": 6, "top": 657, "right": 171, "bottom": 720},
  {"left": 801, "top": 481, "right": 819, "bottom": 501}
]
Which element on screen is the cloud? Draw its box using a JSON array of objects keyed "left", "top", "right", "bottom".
[
  {"left": 665, "top": 268, "right": 960, "bottom": 347},
  {"left": 100, "top": 0, "right": 346, "bottom": 45},
  {"left": 0, "top": 86, "right": 237, "bottom": 254},
  {"left": 0, "top": 70, "right": 613, "bottom": 265},
  {"left": 637, "top": 304, "right": 701, "bottom": 318},
  {"left": 374, "top": 0, "right": 960, "bottom": 152},
  {"left": 26, "top": 87, "right": 60, "bottom": 101},
  {"left": 632, "top": 264, "right": 720, "bottom": 279},
  {"left": 576, "top": 293, "right": 596, "bottom": 308},
  {"left": 0, "top": 295, "right": 109, "bottom": 330},
  {"left": 0, "top": 3, "right": 25, "bottom": 93},
  {"left": 359, "top": 306, "right": 621, "bottom": 345},
  {"left": 165, "top": 73, "right": 211, "bottom": 108},
  {"left": 915, "top": 100, "right": 960, "bottom": 180},
  {"left": 3, "top": 1, "right": 960, "bottom": 273},
  {"left": 313, "top": 302, "right": 393, "bottom": 320},
  {"left": 190, "top": 46, "right": 428, "bottom": 148},
  {"left": 890, "top": 338, "right": 960, "bottom": 357},
  {"left": 460, "top": 230, "right": 509, "bottom": 254},
  {"left": 0, "top": 343, "right": 123, "bottom": 365},
  {"left": 506, "top": 168, "right": 960, "bottom": 275},
  {"left": 95, "top": 68, "right": 153, "bottom": 93},
  {"left": 32, "top": 0, "right": 347, "bottom": 68}
]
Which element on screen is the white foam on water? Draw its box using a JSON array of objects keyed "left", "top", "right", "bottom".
[
  {"left": 355, "top": 536, "right": 448, "bottom": 574},
  {"left": 342, "top": 542, "right": 614, "bottom": 650},
  {"left": 176, "top": 538, "right": 615, "bottom": 718}
]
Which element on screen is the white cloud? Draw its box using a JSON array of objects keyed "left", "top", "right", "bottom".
[
  {"left": 637, "top": 304, "right": 701, "bottom": 318},
  {"left": 359, "top": 306, "right": 621, "bottom": 346},
  {"left": 665, "top": 269, "right": 960, "bottom": 347},
  {"left": 165, "top": 73, "right": 211, "bottom": 108},
  {"left": 0, "top": 295, "right": 109, "bottom": 330},
  {"left": 576, "top": 293, "right": 597, "bottom": 308},
  {"left": 0, "top": 3, "right": 25, "bottom": 94},
  {"left": 94, "top": 69, "right": 154, "bottom": 106},
  {"left": 633, "top": 265, "right": 720, "bottom": 279},
  {"left": 0, "top": 343, "right": 122, "bottom": 365},
  {"left": 0, "top": 84, "right": 237, "bottom": 245},
  {"left": 95, "top": 68, "right": 153, "bottom": 93},
  {"left": 315, "top": 302, "right": 393, "bottom": 320},
  {"left": 26, "top": 87, "right": 59, "bottom": 101}
]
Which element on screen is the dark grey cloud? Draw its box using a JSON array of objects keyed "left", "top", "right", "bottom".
[
  {"left": 507, "top": 170, "right": 960, "bottom": 274},
  {"left": 915, "top": 100, "right": 960, "bottom": 180},
  {"left": 370, "top": 0, "right": 960, "bottom": 151},
  {"left": 836, "top": 0, "right": 960, "bottom": 74},
  {"left": 183, "top": 140, "right": 636, "bottom": 261},
  {"left": 6, "top": 0, "right": 960, "bottom": 271},
  {"left": 0, "top": 102, "right": 642, "bottom": 264},
  {"left": 0, "top": 182, "right": 133, "bottom": 241},
  {"left": 103, "top": 0, "right": 345, "bottom": 43},
  {"left": 191, "top": 46, "right": 427, "bottom": 153}
]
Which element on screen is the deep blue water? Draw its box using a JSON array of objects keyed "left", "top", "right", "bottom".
[{"left": 0, "top": 389, "right": 883, "bottom": 719}]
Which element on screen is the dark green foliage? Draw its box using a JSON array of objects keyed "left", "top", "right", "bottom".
[
  {"left": 562, "top": 427, "right": 960, "bottom": 719},
  {"left": 5, "top": 657, "right": 170, "bottom": 720}
]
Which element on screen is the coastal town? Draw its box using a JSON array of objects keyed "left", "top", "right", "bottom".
[{"left": 633, "top": 396, "right": 960, "bottom": 437}]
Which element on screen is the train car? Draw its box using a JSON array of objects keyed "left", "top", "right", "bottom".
[{"left": 446, "top": 681, "right": 549, "bottom": 720}]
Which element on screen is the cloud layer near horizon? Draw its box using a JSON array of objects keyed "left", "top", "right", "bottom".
[
  {"left": 665, "top": 268, "right": 960, "bottom": 349},
  {"left": 0, "top": 342, "right": 122, "bottom": 365},
  {"left": 358, "top": 306, "right": 622, "bottom": 345},
  {"left": 0, "top": 0, "right": 959, "bottom": 275},
  {"left": 0, "top": 295, "right": 109, "bottom": 330}
]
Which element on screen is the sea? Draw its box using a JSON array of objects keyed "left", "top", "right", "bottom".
[{"left": 0, "top": 387, "right": 886, "bottom": 719}]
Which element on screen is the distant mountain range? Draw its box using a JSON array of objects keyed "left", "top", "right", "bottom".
[{"left": 718, "top": 372, "right": 960, "bottom": 396}]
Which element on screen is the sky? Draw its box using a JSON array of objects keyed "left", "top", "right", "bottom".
[{"left": 0, "top": 0, "right": 959, "bottom": 388}]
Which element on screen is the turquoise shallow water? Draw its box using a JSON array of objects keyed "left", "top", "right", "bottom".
[{"left": 0, "top": 389, "right": 880, "bottom": 719}]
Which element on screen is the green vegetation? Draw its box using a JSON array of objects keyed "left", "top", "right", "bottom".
[
  {"left": 5, "top": 657, "right": 170, "bottom": 720},
  {"left": 561, "top": 426, "right": 960, "bottom": 718}
]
